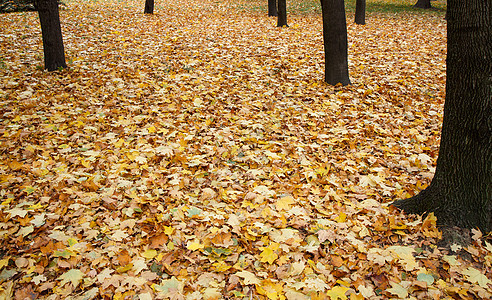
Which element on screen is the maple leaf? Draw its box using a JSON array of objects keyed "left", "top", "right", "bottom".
[
  {"left": 187, "top": 241, "right": 205, "bottom": 251},
  {"left": 5, "top": 207, "right": 28, "bottom": 218},
  {"left": 275, "top": 195, "right": 294, "bottom": 211},
  {"left": 461, "top": 267, "right": 492, "bottom": 288},
  {"left": 326, "top": 285, "right": 349, "bottom": 300},
  {"left": 153, "top": 276, "right": 183, "bottom": 294},
  {"left": 132, "top": 258, "right": 148, "bottom": 275},
  {"left": 142, "top": 249, "right": 157, "bottom": 259},
  {"left": 57, "top": 269, "right": 85, "bottom": 288},
  {"left": 97, "top": 268, "right": 113, "bottom": 284},
  {"left": 203, "top": 287, "right": 222, "bottom": 300},
  {"left": 386, "top": 282, "right": 408, "bottom": 298},
  {"left": 236, "top": 270, "right": 261, "bottom": 285},
  {"left": 260, "top": 245, "right": 279, "bottom": 264},
  {"left": 256, "top": 279, "right": 284, "bottom": 300}
]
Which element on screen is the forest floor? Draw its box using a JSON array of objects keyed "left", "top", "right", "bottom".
[{"left": 1, "top": 0, "right": 491, "bottom": 299}]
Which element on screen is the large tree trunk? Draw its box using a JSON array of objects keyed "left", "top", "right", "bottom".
[
  {"left": 354, "top": 0, "right": 366, "bottom": 25},
  {"left": 277, "top": 0, "right": 287, "bottom": 27},
  {"left": 36, "top": 0, "right": 66, "bottom": 71},
  {"left": 414, "top": 0, "right": 432, "bottom": 9},
  {"left": 393, "top": 0, "right": 492, "bottom": 233},
  {"left": 320, "top": 0, "right": 350, "bottom": 85},
  {"left": 268, "top": 0, "right": 277, "bottom": 17},
  {"left": 144, "top": 0, "right": 154, "bottom": 14}
]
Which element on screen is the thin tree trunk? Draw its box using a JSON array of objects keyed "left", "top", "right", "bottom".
[
  {"left": 144, "top": 0, "right": 154, "bottom": 14},
  {"left": 36, "top": 0, "right": 66, "bottom": 71},
  {"left": 268, "top": 0, "right": 277, "bottom": 17},
  {"left": 393, "top": 0, "right": 492, "bottom": 232},
  {"left": 277, "top": 0, "right": 288, "bottom": 27},
  {"left": 354, "top": 0, "right": 366, "bottom": 25},
  {"left": 320, "top": 0, "right": 350, "bottom": 85},
  {"left": 414, "top": 0, "right": 432, "bottom": 9}
]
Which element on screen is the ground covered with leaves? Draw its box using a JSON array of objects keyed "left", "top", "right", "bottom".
[{"left": 0, "top": 0, "right": 491, "bottom": 299}]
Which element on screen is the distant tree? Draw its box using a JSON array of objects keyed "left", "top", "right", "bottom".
[
  {"left": 354, "top": 0, "right": 366, "bottom": 25},
  {"left": 144, "top": 0, "right": 154, "bottom": 14},
  {"left": 320, "top": 0, "right": 350, "bottom": 85},
  {"left": 393, "top": 0, "right": 491, "bottom": 233},
  {"left": 36, "top": 0, "right": 67, "bottom": 71},
  {"left": 414, "top": 0, "right": 432, "bottom": 9},
  {"left": 268, "top": 0, "right": 277, "bottom": 17},
  {"left": 277, "top": 0, "right": 287, "bottom": 27}
]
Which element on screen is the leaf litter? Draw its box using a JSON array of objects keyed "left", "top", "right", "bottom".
[{"left": 0, "top": 0, "right": 491, "bottom": 299}]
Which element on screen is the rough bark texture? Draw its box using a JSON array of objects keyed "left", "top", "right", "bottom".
[
  {"left": 354, "top": 0, "right": 366, "bottom": 25},
  {"left": 36, "top": 0, "right": 67, "bottom": 71},
  {"left": 268, "top": 0, "right": 277, "bottom": 17},
  {"left": 277, "top": 0, "right": 287, "bottom": 27},
  {"left": 414, "top": 0, "right": 432, "bottom": 9},
  {"left": 144, "top": 0, "right": 153, "bottom": 14},
  {"left": 393, "top": 0, "right": 492, "bottom": 233},
  {"left": 320, "top": 0, "right": 350, "bottom": 85}
]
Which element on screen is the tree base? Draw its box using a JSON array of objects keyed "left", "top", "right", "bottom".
[{"left": 392, "top": 185, "right": 491, "bottom": 233}]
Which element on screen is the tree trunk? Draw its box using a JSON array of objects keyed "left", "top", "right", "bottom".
[
  {"left": 393, "top": 0, "right": 492, "bottom": 233},
  {"left": 277, "top": 0, "right": 287, "bottom": 27},
  {"left": 268, "top": 0, "right": 277, "bottom": 17},
  {"left": 144, "top": 0, "right": 154, "bottom": 14},
  {"left": 354, "top": 0, "right": 366, "bottom": 25},
  {"left": 414, "top": 0, "right": 432, "bottom": 9},
  {"left": 320, "top": 0, "right": 350, "bottom": 86},
  {"left": 36, "top": 0, "right": 66, "bottom": 71}
]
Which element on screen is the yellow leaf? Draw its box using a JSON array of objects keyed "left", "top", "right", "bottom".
[
  {"left": 326, "top": 285, "right": 349, "bottom": 300},
  {"left": 57, "top": 269, "right": 85, "bottom": 288},
  {"left": 203, "top": 287, "right": 221, "bottom": 300},
  {"left": 335, "top": 212, "right": 346, "bottom": 223},
  {"left": 275, "top": 196, "right": 294, "bottom": 211},
  {"left": 116, "top": 263, "right": 133, "bottom": 273},
  {"left": 260, "top": 247, "right": 278, "bottom": 264},
  {"left": 236, "top": 270, "right": 261, "bottom": 285},
  {"left": 114, "top": 138, "right": 125, "bottom": 148},
  {"left": 212, "top": 261, "right": 231, "bottom": 272},
  {"left": 0, "top": 258, "right": 10, "bottom": 270},
  {"left": 187, "top": 241, "right": 204, "bottom": 251},
  {"left": 462, "top": 267, "right": 492, "bottom": 287},
  {"left": 147, "top": 125, "right": 156, "bottom": 133},
  {"left": 386, "top": 282, "right": 408, "bottom": 298},
  {"left": 256, "top": 279, "right": 284, "bottom": 300},
  {"left": 142, "top": 249, "right": 157, "bottom": 259}
]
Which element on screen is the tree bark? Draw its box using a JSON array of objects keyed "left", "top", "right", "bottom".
[
  {"left": 277, "top": 0, "right": 287, "bottom": 27},
  {"left": 320, "top": 0, "right": 350, "bottom": 85},
  {"left": 414, "top": 0, "right": 432, "bottom": 9},
  {"left": 144, "top": 0, "right": 154, "bottom": 14},
  {"left": 354, "top": 0, "right": 366, "bottom": 25},
  {"left": 36, "top": 0, "right": 66, "bottom": 71},
  {"left": 393, "top": 0, "right": 492, "bottom": 233},
  {"left": 268, "top": 0, "right": 277, "bottom": 17}
]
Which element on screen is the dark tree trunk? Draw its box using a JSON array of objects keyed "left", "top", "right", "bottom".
[
  {"left": 414, "top": 0, "right": 432, "bottom": 9},
  {"left": 144, "top": 0, "right": 154, "bottom": 14},
  {"left": 36, "top": 0, "right": 66, "bottom": 71},
  {"left": 277, "top": 0, "right": 287, "bottom": 27},
  {"left": 320, "top": 0, "right": 350, "bottom": 85},
  {"left": 393, "top": 0, "right": 492, "bottom": 233},
  {"left": 354, "top": 0, "right": 366, "bottom": 25},
  {"left": 268, "top": 0, "right": 277, "bottom": 17}
]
